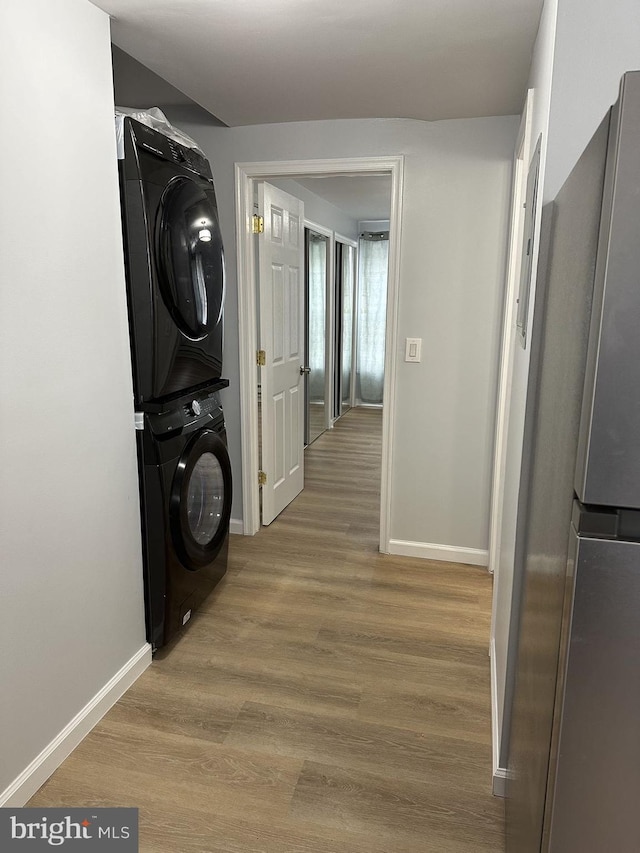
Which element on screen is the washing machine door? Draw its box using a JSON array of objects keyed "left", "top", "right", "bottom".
[
  {"left": 170, "top": 428, "right": 232, "bottom": 570},
  {"left": 157, "top": 175, "right": 224, "bottom": 342}
]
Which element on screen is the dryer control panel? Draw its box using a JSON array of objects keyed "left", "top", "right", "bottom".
[{"left": 125, "top": 117, "right": 213, "bottom": 181}]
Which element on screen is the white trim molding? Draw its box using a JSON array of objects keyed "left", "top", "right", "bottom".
[
  {"left": 229, "top": 518, "right": 244, "bottom": 535},
  {"left": 235, "top": 156, "right": 404, "bottom": 554},
  {"left": 488, "top": 89, "right": 535, "bottom": 804},
  {"left": 488, "top": 88, "right": 535, "bottom": 578},
  {"left": 304, "top": 219, "right": 333, "bottom": 238},
  {"left": 0, "top": 643, "right": 151, "bottom": 807},
  {"left": 334, "top": 232, "right": 358, "bottom": 249},
  {"left": 493, "top": 766, "right": 509, "bottom": 799},
  {"left": 388, "top": 539, "right": 489, "bottom": 567},
  {"left": 490, "top": 637, "right": 509, "bottom": 797}
]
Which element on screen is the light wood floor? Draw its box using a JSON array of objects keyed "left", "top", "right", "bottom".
[{"left": 30, "top": 407, "right": 504, "bottom": 852}]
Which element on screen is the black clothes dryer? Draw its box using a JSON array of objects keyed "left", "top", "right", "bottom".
[
  {"left": 119, "top": 117, "right": 225, "bottom": 405},
  {"left": 137, "top": 386, "right": 232, "bottom": 650}
]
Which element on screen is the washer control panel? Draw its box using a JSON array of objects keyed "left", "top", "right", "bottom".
[
  {"left": 147, "top": 390, "right": 223, "bottom": 437},
  {"left": 182, "top": 392, "right": 220, "bottom": 422}
]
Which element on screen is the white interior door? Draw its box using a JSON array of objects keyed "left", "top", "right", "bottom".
[{"left": 258, "top": 182, "right": 305, "bottom": 525}]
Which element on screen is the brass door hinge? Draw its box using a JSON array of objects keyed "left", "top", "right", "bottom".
[
  {"left": 257, "top": 350, "right": 266, "bottom": 366},
  {"left": 252, "top": 214, "right": 264, "bottom": 234},
  {"left": 258, "top": 470, "right": 267, "bottom": 486}
]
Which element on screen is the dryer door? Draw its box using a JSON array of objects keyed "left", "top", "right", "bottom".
[
  {"left": 170, "top": 428, "right": 232, "bottom": 570},
  {"left": 157, "top": 175, "right": 224, "bottom": 341}
]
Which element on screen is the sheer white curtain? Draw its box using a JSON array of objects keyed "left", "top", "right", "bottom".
[{"left": 356, "top": 235, "right": 389, "bottom": 405}]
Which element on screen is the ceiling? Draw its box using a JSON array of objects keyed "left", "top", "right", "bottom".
[
  {"left": 294, "top": 176, "right": 392, "bottom": 222},
  {"left": 111, "top": 47, "right": 391, "bottom": 222},
  {"left": 97, "top": 0, "right": 544, "bottom": 127},
  {"left": 112, "top": 45, "right": 206, "bottom": 111}
]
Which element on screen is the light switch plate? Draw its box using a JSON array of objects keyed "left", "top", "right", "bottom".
[{"left": 405, "top": 337, "right": 422, "bottom": 363}]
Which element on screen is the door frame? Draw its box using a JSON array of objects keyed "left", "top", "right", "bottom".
[
  {"left": 488, "top": 89, "right": 534, "bottom": 795},
  {"left": 235, "top": 156, "right": 404, "bottom": 551},
  {"left": 304, "top": 218, "right": 334, "bottom": 441},
  {"left": 488, "top": 90, "right": 534, "bottom": 579},
  {"left": 334, "top": 233, "right": 358, "bottom": 418}
]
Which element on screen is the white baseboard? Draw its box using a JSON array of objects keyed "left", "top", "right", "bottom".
[
  {"left": 0, "top": 643, "right": 152, "bottom": 807},
  {"left": 388, "top": 539, "right": 489, "bottom": 567},
  {"left": 493, "top": 766, "right": 508, "bottom": 798},
  {"left": 354, "top": 401, "right": 383, "bottom": 409},
  {"left": 490, "top": 637, "right": 508, "bottom": 797},
  {"left": 229, "top": 518, "right": 244, "bottom": 535}
]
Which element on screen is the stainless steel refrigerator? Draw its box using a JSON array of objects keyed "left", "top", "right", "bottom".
[{"left": 507, "top": 71, "right": 640, "bottom": 853}]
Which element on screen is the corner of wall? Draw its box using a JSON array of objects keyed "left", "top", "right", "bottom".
[{"left": 1, "top": 644, "right": 151, "bottom": 808}]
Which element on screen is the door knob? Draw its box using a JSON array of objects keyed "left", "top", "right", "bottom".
[{"left": 300, "top": 366, "right": 311, "bottom": 375}]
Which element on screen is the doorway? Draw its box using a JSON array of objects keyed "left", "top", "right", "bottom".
[{"left": 235, "top": 157, "right": 404, "bottom": 552}]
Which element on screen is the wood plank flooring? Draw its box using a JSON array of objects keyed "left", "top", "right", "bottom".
[{"left": 29, "top": 407, "right": 504, "bottom": 852}]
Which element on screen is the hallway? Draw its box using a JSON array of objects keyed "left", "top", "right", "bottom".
[{"left": 30, "top": 408, "right": 503, "bottom": 852}]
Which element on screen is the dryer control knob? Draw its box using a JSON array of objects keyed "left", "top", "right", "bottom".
[{"left": 190, "top": 400, "right": 202, "bottom": 416}]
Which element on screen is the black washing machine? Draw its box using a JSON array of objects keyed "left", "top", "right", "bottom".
[
  {"left": 137, "top": 385, "right": 232, "bottom": 650},
  {"left": 119, "top": 117, "right": 225, "bottom": 405}
]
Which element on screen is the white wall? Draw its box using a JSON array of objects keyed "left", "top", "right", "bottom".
[
  {"left": 358, "top": 220, "right": 391, "bottom": 231},
  {"left": 491, "top": 0, "right": 558, "bottom": 781},
  {"left": 176, "top": 115, "right": 518, "bottom": 555},
  {"left": 389, "top": 122, "right": 517, "bottom": 555},
  {"left": 270, "top": 179, "right": 358, "bottom": 239},
  {"left": 545, "top": 0, "right": 640, "bottom": 200},
  {"left": 0, "top": 0, "right": 147, "bottom": 801}
]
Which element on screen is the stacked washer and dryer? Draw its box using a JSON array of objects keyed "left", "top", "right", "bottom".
[{"left": 118, "top": 115, "right": 231, "bottom": 651}]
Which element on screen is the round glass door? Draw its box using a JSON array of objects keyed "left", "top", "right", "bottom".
[
  {"left": 187, "top": 452, "right": 225, "bottom": 545},
  {"left": 170, "top": 429, "right": 232, "bottom": 570},
  {"left": 157, "top": 176, "right": 224, "bottom": 340}
]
